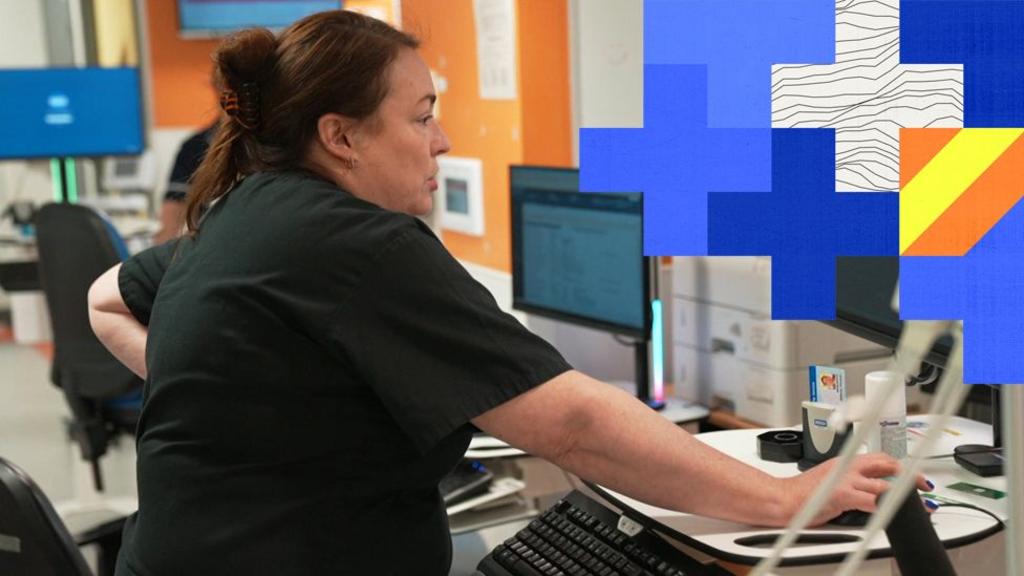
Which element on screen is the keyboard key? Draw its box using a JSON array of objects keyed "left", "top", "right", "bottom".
[
  {"left": 622, "top": 564, "right": 643, "bottom": 576},
  {"left": 479, "top": 493, "right": 707, "bottom": 576}
]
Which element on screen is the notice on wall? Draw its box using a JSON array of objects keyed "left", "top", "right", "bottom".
[{"left": 473, "top": 0, "right": 517, "bottom": 100}]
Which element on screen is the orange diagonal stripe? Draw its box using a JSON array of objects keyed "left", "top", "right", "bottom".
[
  {"left": 900, "top": 128, "right": 960, "bottom": 189},
  {"left": 904, "top": 133, "right": 1024, "bottom": 256}
]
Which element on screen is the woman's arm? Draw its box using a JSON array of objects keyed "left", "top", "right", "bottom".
[
  {"left": 87, "top": 264, "right": 148, "bottom": 378},
  {"left": 472, "top": 370, "right": 924, "bottom": 527}
]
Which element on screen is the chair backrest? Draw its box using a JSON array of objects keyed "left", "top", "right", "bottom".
[
  {"left": 0, "top": 457, "right": 93, "bottom": 576},
  {"left": 34, "top": 203, "right": 139, "bottom": 398}
]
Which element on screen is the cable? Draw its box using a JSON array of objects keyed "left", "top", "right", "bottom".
[
  {"left": 906, "top": 363, "right": 941, "bottom": 387},
  {"left": 933, "top": 503, "right": 1005, "bottom": 530},
  {"left": 612, "top": 334, "right": 638, "bottom": 347}
]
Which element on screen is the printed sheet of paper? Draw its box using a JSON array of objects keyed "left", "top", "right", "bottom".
[{"left": 474, "top": 0, "right": 517, "bottom": 100}]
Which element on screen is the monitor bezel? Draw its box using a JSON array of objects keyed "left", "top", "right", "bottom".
[
  {"left": 0, "top": 66, "right": 145, "bottom": 160},
  {"left": 510, "top": 164, "right": 652, "bottom": 340}
]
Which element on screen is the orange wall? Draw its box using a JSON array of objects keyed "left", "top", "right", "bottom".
[
  {"left": 146, "top": 0, "right": 220, "bottom": 127},
  {"left": 145, "top": 0, "right": 573, "bottom": 271},
  {"left": 519, "top": 0, "right": 572, "bottom": 168},
  {"left": 404, "top": 0, "right": 521, "bottom": 271},
  {"left": 404, "top": 0, "right": 572, "bottom": 271}
]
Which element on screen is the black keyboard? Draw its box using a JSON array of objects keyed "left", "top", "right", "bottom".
[{"left": 476, "top": 491, "right": 727, "bottom": 576}]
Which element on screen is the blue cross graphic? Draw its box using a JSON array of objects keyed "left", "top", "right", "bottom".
[
  {"left": 708, "top": 129, "right": 898, "bottom": 319},
  {"left": 645, "top": 0, "right": 834, "bottom": 128},
  {"left": 579, "top": 65, "right": 769, "bottom": 256},
  {"left": 901, "top": 0, "right": 1024, "bottom": 127},
  {"left": 579, "top": 0, "right": 835, "bottom": 255}
]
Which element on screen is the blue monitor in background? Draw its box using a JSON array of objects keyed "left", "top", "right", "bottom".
[
  {"left": 177, "top": 0, "right": 342, "bottom": 36},
  {"left": 511, "top": 166, "right": 649, "bottom": 339},
  {"left": 0, "top": 67, "right": 144, "bottom": 159}
]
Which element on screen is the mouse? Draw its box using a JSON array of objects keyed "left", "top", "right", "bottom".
[{"left": 828, "top": 510, "right": 871, "bottom": 527}]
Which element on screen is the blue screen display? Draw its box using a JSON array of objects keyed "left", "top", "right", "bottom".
[
  {"left": 0, "top": 67, "right": 144, "bottom": 159},
  {"left": 178, "top": 0, "right": 342, "bottom": 33},
  {"left": 511, "top": 166, "right": 646, "bottom": 334}
]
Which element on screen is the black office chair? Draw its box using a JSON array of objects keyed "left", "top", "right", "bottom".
[
  {"left": 34, "top": 203, "right": 143, "bottom": 492},
  {"left": 0, "top": 456, "right": 125, "bottom": 576}
]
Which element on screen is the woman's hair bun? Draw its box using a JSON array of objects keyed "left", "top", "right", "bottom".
[{"left": 213, "top": 28, "right": 278, "bottom": 92}]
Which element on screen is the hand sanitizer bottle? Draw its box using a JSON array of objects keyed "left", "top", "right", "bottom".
[{"left": 865, "top": 371, "right": 908, "bottom": 459}]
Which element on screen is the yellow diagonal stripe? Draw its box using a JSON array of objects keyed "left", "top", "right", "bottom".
[{"left": 901, "top": 128, "right": 1024, "bottom": 254}]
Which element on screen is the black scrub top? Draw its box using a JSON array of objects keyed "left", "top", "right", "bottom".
[{"left": 114, "top": 170, "right": 571, "bottom": 576}]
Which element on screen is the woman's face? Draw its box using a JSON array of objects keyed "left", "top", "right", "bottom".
[{"left": 347, "top": 48, "right": 451, "bottom": 215}]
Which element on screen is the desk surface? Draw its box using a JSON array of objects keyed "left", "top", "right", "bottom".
[{"left": 596, "top": 415, "right": 1005, "bottom": 566}]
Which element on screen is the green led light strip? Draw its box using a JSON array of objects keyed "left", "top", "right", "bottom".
[
  {"left": 49, "top": 158, "right": 62, "bottom": 202},
  {"left": 64, "top": 158, "right": 78, "bottom": 203}
]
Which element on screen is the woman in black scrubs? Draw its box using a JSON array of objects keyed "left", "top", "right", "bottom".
[{"left": 87, "top": 10, "right": 925, "bottom": 575}]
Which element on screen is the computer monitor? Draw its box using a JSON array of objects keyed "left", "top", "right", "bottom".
[
  {"left": 0, "top": 67, "right": 144, "bottom": 159},
  {"left": 177, "top": 0, "right": 342, "bottom": 37},
  {"left": 510, "top": 165, "right": 661, "bottom": 406},
  {"left": 833, "top": 257, "right": 952, "bottom": 369}
]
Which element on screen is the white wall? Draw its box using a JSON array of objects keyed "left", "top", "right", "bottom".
[
  {"left": 572, "top": 0, "right": 643, "bottom": 130},
  {"left": 0, "top": 1, "right": 48, "bottom": 67}
]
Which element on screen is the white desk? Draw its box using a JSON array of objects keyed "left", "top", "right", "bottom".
[
  {"left": 0, "top": 230, "right": 37, "bottom": 263},
  {"left": 594, "top": 415, "right": 1005, "bottom": 571}
]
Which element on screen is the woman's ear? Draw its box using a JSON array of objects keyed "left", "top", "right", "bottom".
[{"left": 316, "top": 113, "right": 359, "bottom": 163}]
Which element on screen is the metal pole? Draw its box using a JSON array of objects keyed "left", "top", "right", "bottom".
[{"left": 1003, "top": 384, "right": 1024, "bottom": 575}]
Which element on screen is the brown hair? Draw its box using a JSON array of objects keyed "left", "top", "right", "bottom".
[{"left": 185, "top": 11, "right": 420, "bottom": 232}]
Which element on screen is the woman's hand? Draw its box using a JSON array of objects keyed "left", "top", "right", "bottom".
[{"left": 781, "top": 453, "right": 933, "bottom": 527}]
